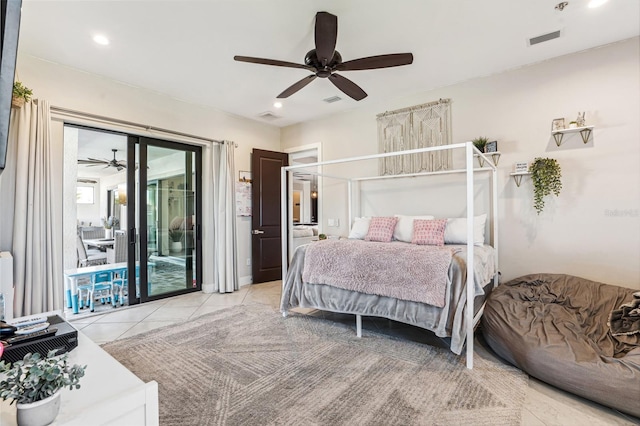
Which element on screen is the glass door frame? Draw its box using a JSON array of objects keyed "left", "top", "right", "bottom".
[{"left": 127, "top": 136, "right": 203, "bottom": 305}]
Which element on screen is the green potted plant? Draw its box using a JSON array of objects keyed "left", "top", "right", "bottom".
[
  {"left": 169, "top": 228, "right": 184, "bottom": 252},
  {"left": 318, "top": 233, "right": 327, "bottom": 240},
  {"left": 472, "top": 137, "right": 488, "bottom": 153},
  {"left": 0, "top": 350, "right": 86, "bottom": 426},
  {"left": 12, "top": 81, "right": 33, "bottom": 108},
  {"left": 529, "top": 157, "right": 562, "bottom": 214},
  {"left": 102, "top": 215, "right": 118, "bottom": 239}
]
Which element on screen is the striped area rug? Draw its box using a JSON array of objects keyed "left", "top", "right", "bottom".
[{"left": 102, "top": 305, "right": 528, "bottom": 425}]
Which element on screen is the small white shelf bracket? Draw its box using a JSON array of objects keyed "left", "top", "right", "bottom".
[
  {"left": 510, "top": 171, "right": 531, "bottom": 187},
  {"left": 552, "top": 126, "right": 594, "bottom": 146},
  {"left": 474, "top": 151, "right": 501, "bottom": 167}
]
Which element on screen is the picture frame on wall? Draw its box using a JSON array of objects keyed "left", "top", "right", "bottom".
[
  {"left": 239, "top": 170, "right": 252, "bottom": 183},
  {"left": 551, "top": 118, "right": 565, "bottom": 132},
  {"left": 485, "top": 141, "right": 498, "bottom": 153}
]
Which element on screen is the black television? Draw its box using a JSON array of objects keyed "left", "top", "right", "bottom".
[{"left": 0, "top": 0, "right": 21, "bottom": 176}]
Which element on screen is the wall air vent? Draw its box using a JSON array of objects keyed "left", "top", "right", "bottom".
[
  {"left": 258, "top": 111, "right": 280, "bottom": 120},
  {"left": 528, "top": 30, "right": 562, "bottom": 46},
  {"left": 323, "top": 96, "right": 342, "bottom": 103}
]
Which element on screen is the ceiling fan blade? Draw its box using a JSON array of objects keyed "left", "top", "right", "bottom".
[
  {"left": 328, "top": 74, "right": 367, "bottom": 101},
  {"left": 234, "top": 56, "right": 313, "bottom": 71},
  {"left": 315, "top": 11, "right": 337, "bottom": 66},
  {"left": 277, "top": 75, "right": 317, "bottom": 98},
  {"left": 78, "top": 159, "right": 106, "bottom": 165},
  {"left": 336, "top": 53, "right": 414, "bottom": 71}
]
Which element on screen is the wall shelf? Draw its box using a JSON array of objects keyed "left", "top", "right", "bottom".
[
  {"left": 474, "top": 151, "right": 501, "bottom": 167},
  {"left": 552, "top": 126, "right": 594, "bottom": 146},
  {"left": 510, "top": 171, "right": 531, "bottom": 187}
]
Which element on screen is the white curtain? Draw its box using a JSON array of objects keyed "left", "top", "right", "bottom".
[
  {"left": 212, "top": 140, "right": 238, "bottom": 293},
  {"left": 9, "top": 100, "right": 63, "bottom": 316}
]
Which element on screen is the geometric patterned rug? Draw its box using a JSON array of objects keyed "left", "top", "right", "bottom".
[{"left": 101, "top": 304, "right": 528, "bottom": 425}]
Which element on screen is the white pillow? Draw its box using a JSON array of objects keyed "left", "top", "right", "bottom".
[
  {"left": 393, "top": 214, "right": 435, "bottom": 243},
  {"left": 348, "top": 217, "right": 371, "bottom": 239},
  {"left": 443, "top": 214, "right": 487, "bottom": 245}
]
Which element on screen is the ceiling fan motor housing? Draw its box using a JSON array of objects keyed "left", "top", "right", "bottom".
[{"left": 305, "top": 49, "right": 342, "bottom": 77}]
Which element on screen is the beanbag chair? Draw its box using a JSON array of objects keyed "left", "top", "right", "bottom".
[{"left": 482, "top": 273, "right": 640, "bottom": 417}]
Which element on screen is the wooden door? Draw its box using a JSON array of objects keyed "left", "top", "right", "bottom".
[{"left": 251, "top": 149, "right": 288, "bottom": 283}]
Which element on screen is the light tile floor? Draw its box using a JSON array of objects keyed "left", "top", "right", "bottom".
[{"left": 71, "top": 281, "right": 639, "bottom": 426}]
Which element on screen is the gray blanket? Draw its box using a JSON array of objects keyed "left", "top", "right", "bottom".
[
  {"left": 609, "top": 291, "right": 640, "bottom": 336},
  {"left": 302, "top": 240, "right": 453, "bottom": 307},
  {"left": 282, "top": 243, "right": 496, "bottom": 355}
]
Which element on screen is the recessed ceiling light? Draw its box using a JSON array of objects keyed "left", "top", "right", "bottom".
[
  {"left": 273, "top": 101, "right": 283, "bottom": 109},
  {"left": 93, "top": 34, "right": 110, "bottom": 46},
  {"left": 588, "top": 0, "right": 608, "bottom": 8}
]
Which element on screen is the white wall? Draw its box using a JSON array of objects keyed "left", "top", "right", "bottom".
[
  {"left": 13, "top": 54, "right": 282, "bottom": 286},
  {"left": 281, "top": 38, "right": 640, "bottom": 289}
]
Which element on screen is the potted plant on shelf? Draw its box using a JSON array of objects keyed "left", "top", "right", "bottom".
[
  {"left": 529, "top": 157, "right": 562, "bottom": 214},
  {"left": 169, "top": 229, "right": 183, "bottom": 252},
  {"left": 472, "top": 137, "right": 488, "bottom": 153},
  {"left": 12, "top": 81, "right": 33, "bottom": 109},
  {"left": 0, "top": 350, "right": 86, "bottom": 426}
]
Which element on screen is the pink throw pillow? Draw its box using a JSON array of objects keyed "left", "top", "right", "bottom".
[
  {"left": 364, "top": 217, "right": 398, "bottom": 242},
  {"left": 412, "top": 219, "right": 448, "bottom": 246}
]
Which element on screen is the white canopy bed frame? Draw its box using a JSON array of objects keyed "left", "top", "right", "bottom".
[{"left": 280, "top": 142, "right": 499, "bottom": 369}]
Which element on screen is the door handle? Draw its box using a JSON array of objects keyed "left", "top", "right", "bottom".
[{"left": 251, "top": 230, "right": 265, "bottom": 235}]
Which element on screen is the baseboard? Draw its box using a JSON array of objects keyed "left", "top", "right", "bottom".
[
  {"left": 201, "top": 276, "right": 252, "bottom": 293},
  {"left": 201, "top": 282, "right": 215, "bottom": 294}
]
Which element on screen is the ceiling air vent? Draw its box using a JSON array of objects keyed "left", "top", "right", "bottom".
[
  {"left": 323, "top": 96, "right": 342, "bottom": 104},
  {"left": 258, "top": 111, "right": 280, "bottom": 120},
  {"left": 528, "top": 30, "right": 562, "bottom": 46}
]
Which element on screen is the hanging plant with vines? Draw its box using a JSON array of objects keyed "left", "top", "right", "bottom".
[{"left": 529, "top": 157, "right": 562, "bottom": 214}]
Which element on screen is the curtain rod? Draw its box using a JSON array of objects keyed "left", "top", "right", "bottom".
[
  {"left": 49, "top": 105, "right": 231, "bottom": 146},
  {"left": 376, "top": 98, "right": 451, "bottom": 118}
]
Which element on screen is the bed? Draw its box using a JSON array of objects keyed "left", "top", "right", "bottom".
[
  {"left": 281, "top": 240, "right": 497, "bottom": 356},
  {"left": 280, "top": 142, "right": 500, "bottom": 368},
  {"left": 291, "top": 224, "right": 319, "bottom": 252}
]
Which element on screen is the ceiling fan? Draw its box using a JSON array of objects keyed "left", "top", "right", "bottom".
[
  {"left": 78, "top": 149, "right": 127, "bottom": 171},
  {"left": 234, "top": 11, "right": 413, "bottom": 101}
]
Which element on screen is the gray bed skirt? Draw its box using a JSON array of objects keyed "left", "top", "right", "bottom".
[{"left": 281, "top": 243, "right": 497, "bottom": 355}]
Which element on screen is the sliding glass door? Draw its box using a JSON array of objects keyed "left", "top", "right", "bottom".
[{"left": 127, "top": 136, "right": 202, "bottom": 304}]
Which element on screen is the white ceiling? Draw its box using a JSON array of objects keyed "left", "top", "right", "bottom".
[{"left": 18, "top": 0, "right": 640, "bottom": 128}]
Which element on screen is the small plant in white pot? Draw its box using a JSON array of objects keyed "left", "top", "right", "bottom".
[
  {"left": 169, "top": 229, "right": 183, "bottom": 252},
  {"left": 0, "top": 350, "right": 86, "bottom": 426},
  {"left": 102, "top": 215, "right": 118, "bottom": 239}
]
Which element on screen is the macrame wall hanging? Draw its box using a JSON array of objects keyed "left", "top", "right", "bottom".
[{"left": 376, "top": 98, "right": 452, "bottom": 175}]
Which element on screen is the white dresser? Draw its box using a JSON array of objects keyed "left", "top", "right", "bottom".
[{"left": 0, "top": 314, "right": 159, "bottom": 425}]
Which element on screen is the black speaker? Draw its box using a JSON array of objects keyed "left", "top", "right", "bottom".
[{"left": 1, "top": 315, "right": 78, "bottom": 364}]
